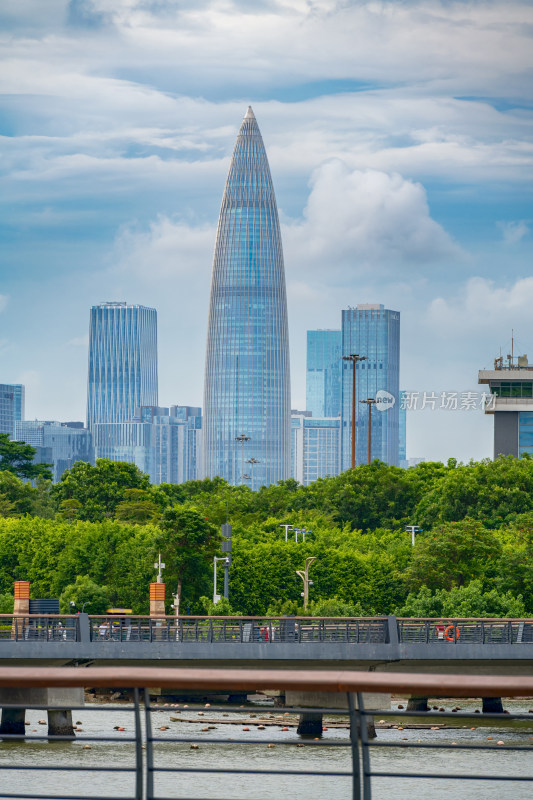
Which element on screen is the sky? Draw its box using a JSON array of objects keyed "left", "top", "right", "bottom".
[{"left": 1, "top": 0, "right": 532, "bottom": 463}]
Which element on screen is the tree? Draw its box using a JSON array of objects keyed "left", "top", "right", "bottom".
[
  {"left": 155, "top": 508, "right": 219, "bottom": 615},
  {"left": 404, "top": 519, "right": 502, "bottom": 592},
  {"left": 52, "top": 459, "right": 151, "bottom": 521},
  {"left": 0, "top": 471, "right": 37, "bottom": 516},
  {"left": 59, "top": 575, "right": 112, "bottom": 614},
  {"left": 0, "top": 434, "right": 52, "bottom": 481},
  {"left": 114, "top": 489, "right": 161, "bottom": 524},
  {"left": 397, "top": 581, "right": 525, "bottom": 618}
]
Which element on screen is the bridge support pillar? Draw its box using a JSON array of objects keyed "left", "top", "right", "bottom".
[
  {"left": 297, "top": 712, "right": 322, "bottom": 736},
  {"left": 482, "top": 697, "right": 503, "bottom": 714},
  {"left": 47, "top": 708, "right": 75, "bottom": 738},
  {"left": 407, "top": 696, "right": 429, "bottom": 712},
  {"left": 0, "top": 707, "right": 25, "bottom": 735}
]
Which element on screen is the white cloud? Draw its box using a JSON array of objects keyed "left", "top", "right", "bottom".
[
  {"left": 498, "top": 220, "right": 530, "bottom": 245},
  {"left": 283, "top": 160, "right": 462, "bottom": 276}
]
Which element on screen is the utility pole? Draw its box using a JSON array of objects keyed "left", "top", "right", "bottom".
[
  {"left": 359, "top": 398, "right": 376, "bottom": 464},
  {"left": 405, "top": 525, "right": 421, "bottom": 547},
  {"left": 246, "top": 457, "right": 259, "bottom": 489},
  {"left": 342, "top": 354, "right": 368, "bottom": 468},
  {"left": 235, "top": 433, "right": 251, "bottom": 485},
  {"left": 154, "top": 553, "right": 165, "bottom": 583},
  {"left": 296, "top": 556, "right": 317, "bottom": 610},
  {"left": 279, "top": 523, "right": 294, "bottom": 542}
]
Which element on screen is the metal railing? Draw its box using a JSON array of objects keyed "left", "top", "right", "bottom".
[
  {"left": 0, "top": 667, "right": 532, "bottom": 799},
  {"left": 397, "top": 617, "right": 533, "bottom": 644},
  {"left": 2, "top": 614, "right": 533, "bottom": 646},
  {"left": 88, "top": 615, "right": 390, "bottom": 644}
]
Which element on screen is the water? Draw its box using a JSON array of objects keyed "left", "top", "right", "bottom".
[{"left": 1, "top": 700, "right": 532, "bottom": 799}]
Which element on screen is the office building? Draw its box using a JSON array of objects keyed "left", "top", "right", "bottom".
[
  {"left": 306, "top": 330, "right": 342, "bottom": 417},
  {"left": 87, "top": 302, "right": 158, "bottom": 430},
  {"left": 0, "top": 384, "right": 25, "bottom": 437},
  {"left": 92, "top": 405, "right": 202, "bottom": 485},
  {"left": 399, "top": 390, "right": 407, "bottom": 468},
  {"left": 14, "top": 420, "right": 92, "bottom": 482},
  {"left": 203, "top": 107, "right": 291, "bottom": 490},
  {"left": 479, "top": 352, "right": 533, "bottom": 457},
  {"left": 341, "top": 304, "right": 400, "bottom": 468},
  {"left": 291, "top": 413, "right": 341, "bottom": 485}
]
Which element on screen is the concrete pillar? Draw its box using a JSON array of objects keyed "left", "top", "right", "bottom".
[
  {"left": 297, "top": 712, "right": 323, "bottom": 736},
  {"left": 12, "top": 580, "right": 30, "bottom": 640},
  {"left": 227, "top": 693, "right": 248, "bottom": 704},
  {"left": 0, "top": 708, "right": 25, "bottom": 735},
  {"left": 482, "top": 697, "right": 504, "bottom": 714},
  {"left": 407, "top": 696, "right": 429, "bottom": 712},
  {"left": 47, "top": 709, "right": 75, "bottom": 738},
  {"left": 285, "top": 690, "right": 383, "bottom": 739}
]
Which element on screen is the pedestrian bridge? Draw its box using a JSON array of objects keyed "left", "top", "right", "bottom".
[{"left": 2, "top": 614, "right": 533, "bottom": 674}]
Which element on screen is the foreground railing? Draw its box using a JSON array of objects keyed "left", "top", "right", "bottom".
[{"left": 0, "top": 667, "right": 532, "bottom": 799}]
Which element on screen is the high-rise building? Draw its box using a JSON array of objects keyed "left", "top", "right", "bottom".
[
  {"left": 203, "top": 107, "right": 291, "bottom": 490},
  {"left": 92, "top": 405, "right": 202, "bottom": 485},
  {"left": 399, "top": 390, "right": 407, "bottom": 468},
  {"left": 306, "top": 330, "right": 342, "bottom": 418},
  {"left": 479, "top": 352, "right": 533, "bottom": 457},
  {"left": 291, "top": 413, "right": 341, "bottom": 485},
  {"left": 87, "top": 302, "right": 158, "bottom": 431},
  {"left": 0, "top": 384, "right": 25, "bottom": 437},
  {"left": 15, "top": 420, "right": 92, "bottom": 482},
  {"left": 341, "top": 304, "right": 400, "bottom": 468}
]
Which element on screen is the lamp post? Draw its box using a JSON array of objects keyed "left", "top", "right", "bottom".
[
  {"left": 342, "top": 354, "right": 368, "bottom": 468},
  {"left": 213, "top": 556, "right": 228, "bottom": 605},
  {"left": 68, "top": 601, "right": 76, "bottom": 615},
  {"left": 154, "top": 552, "right": 165, "bottom": 583},
  {"left": 405, "top": 525, "right": 421, "bottom": 547},
  {"left": 246, "top": 457, "right": 260, "bottom": 489},
  {"left": 296, "top": 557, "right": 317, "bottom": 610},
  {"left": 279, "top": 523, "right": 294, "bottom": 542},
  {"left": 235, "top": 433, "right": 251, "bottom": 485},
  {"left": 359, "top": 398, "right": 376, "bottom": 464}
]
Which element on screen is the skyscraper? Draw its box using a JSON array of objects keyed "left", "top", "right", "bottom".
[
  {"left": 0, "top": 384, "right": 24, "bottom": 437},
  {"left": 306, "top": 330, "right": 342, "bottom": 417},
  {"left": 203, "top": 107, "right": 291, "bottom": 490},
  {"left": 87, "top": 302, "right": 158, "bottom": 430},
  {"left": 341, "top": 304, "right": 400, "bottom": 468}
]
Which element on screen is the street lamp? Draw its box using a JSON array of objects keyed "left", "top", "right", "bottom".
[
  {"left": 246, "top": 457, "right": 260, "bottom": 488},
  {"left": 342, "top": 354, "right": 368, "bottom": 468},
  {"left": 359, "top": 398, "right": 376, "bottom": 464},
  {"left": 296, "top": 556, "right": 317, "bottom": 610},
  {"left": 405, "top": 525, "right": 421, "bottom": 547},
  {"left": 68, "top": 601, "right": 76, "bottom": 615},
  {"left": 213, "top": 556, "right": 229, "bottom": 604},
  {"left": 81, "top": 602, "right": 91, "bottom": 613},
  {"left": 154, "top": 553, "right": 165, "bottom": 583},
  {"left": 235, "top": 433, "right": 251, "bottom": 485},
  {"left": 279, "top": 523, "right": 294, "bottom": 542}
]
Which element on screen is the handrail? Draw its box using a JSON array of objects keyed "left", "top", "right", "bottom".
[
  {"left": 0, "top": 666, "right": 532, "bottom": 696},
  {"left": 2, "top": 614, "right": 532, "bottom": 621}
]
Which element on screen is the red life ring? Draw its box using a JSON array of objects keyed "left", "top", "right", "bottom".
[{"left": 444, "top": 625, "right": 460, "bottom": 641}]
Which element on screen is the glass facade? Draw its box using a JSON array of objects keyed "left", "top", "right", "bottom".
[
  {"left": 14, "top": 420, "right": 92, "bottom": 482},
  {"left": 87, "top": 303, "right": 158, "bottom": 430},
  {"left": 0, "top": 384, "right": 25, "bottom": 437},
  {"left": 341, "top": 305, "right": 400, "bottom": 468},
  {"left": 291, "top": 414, "right": 341, "bottom": 485},
  {"left": 306, "top": 330, "right": 342, "bottom": 417},
  {"left": 399, "top": 390, "right": 407, "bottom": 467},
  {"left": 519, "top": 412, "right": 533, "bottom": 456},
  {"left": 203, "top": 107, "right": 291, "bottom": 490}
]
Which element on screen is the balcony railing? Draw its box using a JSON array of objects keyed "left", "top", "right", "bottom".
[{"left": 0, "top": 667, "right": 532, "bottom": 799}]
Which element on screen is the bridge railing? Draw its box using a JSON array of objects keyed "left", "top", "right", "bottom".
[
  {"left": 397, "top": 617, "right": 533, "bottom": 644},
  {"left": 0, "top": 666, "right": 532, "bottom": 799},
  {"left": 87, "top": 615, "right": 390, "bottom": 644},
  {"left": 0, "top": 614, "right": 80, "bottom": 642}
]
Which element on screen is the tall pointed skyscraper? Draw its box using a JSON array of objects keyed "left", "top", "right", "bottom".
[{"left": 203, "top": 107, "right": 291, "bottom": 489}]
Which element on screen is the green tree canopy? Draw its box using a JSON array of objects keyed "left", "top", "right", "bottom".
[
  {"left": 52, "top": 459, "right": 151, "bottom": 521},
  {"left": 0, "top": 434, "right": 52, "bottom": 481},
  {"left": 397, "top": 581, "right": 525, "bottom": 618},
  {"left": 59, "top": 574, "right": 113, "bottom": 614}
]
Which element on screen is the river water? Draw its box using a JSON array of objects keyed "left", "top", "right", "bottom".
[{"left": 1, "top": 699, "right": 532, "bottom": 799}]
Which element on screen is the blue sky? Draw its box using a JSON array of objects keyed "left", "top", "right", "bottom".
[{"left": 1, "top": 0, "right": 532, "bottom": 462}]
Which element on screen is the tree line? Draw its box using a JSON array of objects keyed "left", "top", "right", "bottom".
[{"left": 1, "top": 435, "right": 533, "bottom": 617}]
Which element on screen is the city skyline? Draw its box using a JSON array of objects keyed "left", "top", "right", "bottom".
[{"left": 1, "top": 2, "right": 532, "bottom": 464}]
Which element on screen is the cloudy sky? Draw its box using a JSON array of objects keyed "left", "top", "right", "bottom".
[{"left": 1, "top": 0, "right": 532, "bottom": 462}]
